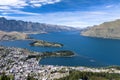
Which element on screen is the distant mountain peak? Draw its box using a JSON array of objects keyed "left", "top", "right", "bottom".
[
  {"left": 0, "top": 17, "right": 77, "bottom": 33},
  {"left": 0, "top": 17, "right": 6, "bottom": 20}
]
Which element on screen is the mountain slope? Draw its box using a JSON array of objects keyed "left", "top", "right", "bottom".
[
  {"left": 81, "top": 19, "right": 120, "bottom": 39},
  {"left": 0, "top": 17, "right": 76, "bottom": 33},
  {"left": 0, "top": 31, "right": 28, "bottom": 40}
]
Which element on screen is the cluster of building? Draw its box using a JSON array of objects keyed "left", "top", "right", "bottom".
[
  {"left": 71, "top": 66, "right": 120, "bottom": 74},
  {"left": 0, "top": 46, "right": 120, "bottom": 80},
  {"left": 0, "top": 46, "right": 69, "bottom": 80}
]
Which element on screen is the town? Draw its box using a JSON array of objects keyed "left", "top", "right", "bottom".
[{"left": 0, "top": 46, "right": 120, "bottom": 80}]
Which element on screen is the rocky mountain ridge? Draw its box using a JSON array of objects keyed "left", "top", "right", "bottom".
[{"left": 0, "top": 17, "right": 76, "bottom": 33}]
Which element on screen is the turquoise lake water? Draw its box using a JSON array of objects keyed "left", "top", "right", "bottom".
[{"left": 0, "top": 31, "right": 120, "bottom": 67}]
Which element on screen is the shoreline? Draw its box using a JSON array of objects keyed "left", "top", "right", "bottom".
[
  {"left": 80, "top": 34, "right": 120, "bottom": 40},
  {"left": 0, "top": 46, "right": 120, "bottom": 80}
]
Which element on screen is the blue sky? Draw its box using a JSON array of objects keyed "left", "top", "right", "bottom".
[{"left": 0, "top": 0, "right": 120, "bottom": 28}]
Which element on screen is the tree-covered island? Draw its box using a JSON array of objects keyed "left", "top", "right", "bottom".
[{"left": 29, "top": 40, "right": 63, "bottom": 47}]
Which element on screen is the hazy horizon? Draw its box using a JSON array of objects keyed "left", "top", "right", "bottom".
[{"left": 0, "top": 0, "right": 120, "bottom": 28}]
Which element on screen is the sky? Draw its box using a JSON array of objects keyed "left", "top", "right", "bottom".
[{"left": 0, "top": 0, "right": 120, "bottom": 28}]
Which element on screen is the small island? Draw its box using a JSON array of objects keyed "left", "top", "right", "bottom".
[
  {"left": 29, "top": 40, "right": 63, "bottom": 47},
  {"left": 1, "top": 46, "right": 120, "bottom": 80}
]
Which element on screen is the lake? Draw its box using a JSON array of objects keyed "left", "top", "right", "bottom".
[{"left": 0, "top": 31, "right": 120, "bottom": 67}]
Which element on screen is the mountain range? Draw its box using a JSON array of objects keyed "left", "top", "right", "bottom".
[
  {"left": 0, "top": 17, "right": 76, "bottom": 33},
  {"left": 2, "top": 17, "right": 120, "bottom": 40},
  {"left": 81, "top": 19, "right": 120, "bottom": 39}
]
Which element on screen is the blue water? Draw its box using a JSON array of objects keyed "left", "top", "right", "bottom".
[{"left": 0, "top": 31, "right": 120, "bottom": 67}]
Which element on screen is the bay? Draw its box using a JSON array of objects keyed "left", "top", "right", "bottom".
[{"left": 0, "top": 31, "right": 120, "bottom": 67}]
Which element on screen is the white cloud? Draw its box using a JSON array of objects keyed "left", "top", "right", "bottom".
[
  {"left": 0, "top": 9, "right": 40, "bottom": 16},
  {"left": 29, "top": 0, "right": 61, "bottom": 7},
  {"left": 1, "top": 1, "right": 120, "bottom": 28},
  {"left": 0, "top": 6, "right": 10, "bottom": 10},
  {"left": 0, "top": 0, "right": 27, "bottom": 9},
  {"left": 4, "top": 10, "right": 120, "bottom": 28},
  {"left": 0, "top": 0, "right": 61, "bottom": 19},
  {"left": 88, "top": 11, "right": 107, "bottom": 15},
  {"left": 0, "top": 0, "right": 18, "bottom": 5},
  {"left": 0, "top": 0, "right": 61, "bottom": 9},
  {"left": 106, "top": 5, "right": 114, "bottom": 8},
  {"left": 32, "top": 4, "right": 42, "bottom": 7}
]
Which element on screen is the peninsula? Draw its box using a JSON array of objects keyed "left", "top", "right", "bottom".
[
  {"left": 0, "top": 46, "right": 120, "bottom": 80},
  {"left": 0, "top": 31, "right": 28, "bottom": 41},
  {"left": 0, "top": 46, "right": 74, "bottom": 80}
]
